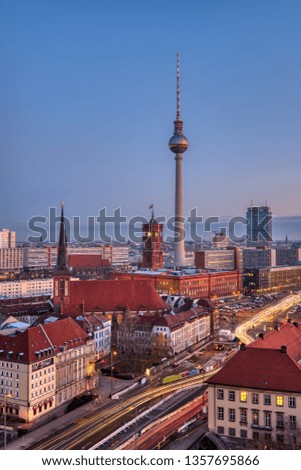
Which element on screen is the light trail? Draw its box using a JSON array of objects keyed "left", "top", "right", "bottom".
[
  {"left": 235, "top": 293, "right": 301, "bottom": 344},
  {"left": 31, "top": 372, "right": 215, "bottom": 450}
]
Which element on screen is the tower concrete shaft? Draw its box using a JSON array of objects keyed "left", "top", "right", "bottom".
[{"left": 174, "top": 153, "right": 185, "bottom": 267}]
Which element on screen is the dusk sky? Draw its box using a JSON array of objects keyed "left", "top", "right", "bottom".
[{"left": 1, "top": 0, "right": 301, "bottom": 234}]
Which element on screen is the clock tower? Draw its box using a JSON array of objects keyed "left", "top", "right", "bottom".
[{"left": 142, "top": 206, "right": 163, "bottom": 270}]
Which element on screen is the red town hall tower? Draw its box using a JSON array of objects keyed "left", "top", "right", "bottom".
[
  {"left": 53, "top": 201, "right": 71, "bottom": 312},
  {"left": 142, "top": 207, "right": 163, "bottom": 270}
]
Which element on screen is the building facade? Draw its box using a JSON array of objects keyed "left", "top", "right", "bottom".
[
  {"left": 275, "top": 246, "right": 301, "bottom": 266},
  {"left": 142, "top": 215, "right": 163, "bottom": 270},
  {"left": 243, "top": 247, "right": 276, "bottom": 270},
  {"left": 111, "top": 270, "right": 242, "bottom": 299},
  {"left": 116, "top": 307, "right": 211, "bottom": 370},
  {"left": 207, "top": 322, "right": 301, "bottom": 448},
  {"left": 0, "top": 229, "right": 16, "bottom": 249},
  {"left": 0, "top": 317, "right": 97, "bottom": 426},
  {"left": 68, "top": 245, "right": 130, "bottom": 267},
  {"left": 68, "top": 254, "right": 110, "bottom": 279},
  {"left": 0, "top": 248, "right": 23, "bottom": 273},
  {"left": 246, "top": 205, "right": 273, "bottom": 247},
  {"left": 0, "top": 278, "right": 53, "bottom": 298},
  {"left": 23, "top": 246, "right": 58, "bottom": 270},
  {"left": 75, "top": 314, "right": 111, "bottom": 359},
  {"left": 244, "top": 265, "right": 301, "bottom": 294},
  {"left": 195, "top": 249, "right": 236, "bottom": 271}
]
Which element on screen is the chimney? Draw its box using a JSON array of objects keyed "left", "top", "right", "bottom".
[
  {"left": 259, "top": 333, "right": 265, "bottom": 339},
  {"left": 240, "top": 343, "right": 246, "bottom": 351},
  {"left": 293, "top": 322, "right": 299, "bottom": 328},
  {"left": 280, "top": 345, "right": 287, "bottom": 354}
]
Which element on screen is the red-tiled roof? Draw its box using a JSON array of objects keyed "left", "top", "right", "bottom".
[
  {"left": 0, "top": 295, "right": 50, "bottom": 306},
  {"left": 63, "top": 279, "right": 167, "bottom": 314},
  {"left": 249, "top": 321, "right": 301, "bottom": 362},
  {"left": 207, "top": 347, "right": 301, "bottom": 393},
  {"left": 1, "top": 302, "right": 53, "bottom": 316},
  {"left": 154, "top": 306, "right": 208, "bottom": 330},
  {"left": 0, "top": 317, "right": 87, "bottom": 364},
  {"left": 68, "top": 254, "right": 110, "bottom": 268}
]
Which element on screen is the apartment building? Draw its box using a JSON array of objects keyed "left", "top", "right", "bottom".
[
  {"left": 0, "top": 278, "right": 53, "bottom": 298},
  {"left": 207, "top": 321, "right": 301, "bottom": 448},
  {"left": 0, "top": 317, "right": 97, "bottom": 426},
  {"left": 0, "top": 248, "right": 23, "bottom": 272}
]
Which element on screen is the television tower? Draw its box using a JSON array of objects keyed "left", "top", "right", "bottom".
[{"left": 169, "top": 53, "right": 189, "bottom": 268}]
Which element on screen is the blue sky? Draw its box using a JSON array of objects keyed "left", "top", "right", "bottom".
[{"left": 1, "top": 0, "right": 301, "bottom": 234}]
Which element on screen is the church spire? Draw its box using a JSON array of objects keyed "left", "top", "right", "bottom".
[{"left": 54, "top": 201, "right": 69, "bottom": 274}]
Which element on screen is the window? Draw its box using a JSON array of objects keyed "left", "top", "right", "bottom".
[
  {"left": 253, "top": 431, "right": 259, "bottom": 440},
  {"left": 276, "top": 413, "right": 284, "bottom": 429},
  {"left": 252, "top": 411, "right": 259, "bottom": 426},
  {"left": 251, "top": 393, "right": 259, "bottom": 404},
  {"left": 229, "top": 428, "right": 236, "bottom": 437},
  {"left": 240, "top": 429, "right": 247, "bottom": 438},
  {"left": 240, "top": 391, "right": 247, "bottom": 402},
  {"left": 264, "top": 411, "right": 271, "bottom": 428},
  {"left": 276, "top": 434, "right": 284, "bottom": 444},
  {"left": 264, "top": 433, "right": 271, "bottom": 441},
  {"left": 264, "top": 394, "right": 271, "bottom": 405},
  {"left": 229, "top": 390, "right": 235, "bottom": 401},
  {"left": 289, "top": 416, "right": 297, "bottom": 430},
  {"left": 217, "top": 407, "right": 224, "bottom": 420},
  {"left": 276, "top": 395, "right": 284, "bottom": 407},
  {"left": 240, "top": 408, "right": 247, "bottom": 424},
  {"left": 217, "top": 389, "right": 224, "bottom": 400},
  {"left": 229, "top": 408, "right": 236, "bottom": 422},
  {"left": 217, "top": 426, "right": 224, "bottom": 434},
  {"left": 289, "top": 397, "right": 296, "bottom": 408}
]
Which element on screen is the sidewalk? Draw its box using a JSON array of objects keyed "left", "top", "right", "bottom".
[{"left": 5, "top": 374, "right": 137, "bottom": 450}]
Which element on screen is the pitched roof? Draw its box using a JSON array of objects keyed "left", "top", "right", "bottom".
[
  {"left": 0, "top": 301, "right": 53, "bottom": 316},
  {"left": 207, "top": 321, "right": 301, "bottom": 393},
  {"left": 249, "top": 321, "right": 301, "bottom": 362},
  {"left": 207, "top": 347, "right": 301, "bottom": 393},
  {"left": 154, "top": 306, "right": 209, "bottom": 331},
  {"left": 63, "top": 279, "right": 167, "bottom": 314},
  {"left": 68, "top": 254, "right": 110, "bottom": 268},
  {"left": 0, "top": 317, "right": 87, "bottom": 364}
]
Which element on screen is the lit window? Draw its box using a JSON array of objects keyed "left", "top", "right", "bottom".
[
  {"left": 240, "top": 391, "right": 247, "bottom": 402},
  {"left": 276, "top": 395, "right": 284, "bottom": 406}
]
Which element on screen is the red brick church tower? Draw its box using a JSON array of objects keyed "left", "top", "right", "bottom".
[
  {"left": 142, "top": 206, "right": 163, "bottom": 270},
  {"left": 53, "top": 201, "right": 71, "bottom": 313}
]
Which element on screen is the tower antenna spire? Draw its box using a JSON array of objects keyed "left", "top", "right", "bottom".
[{"left": 176, "top": 52, "right": 181, "bottom": 120}]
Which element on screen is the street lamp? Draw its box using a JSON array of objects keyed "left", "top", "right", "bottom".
[
  {"left": 3, "top": 393, "right": 11, "bottom": 450},
  {"left": 110, "top": 350, "right": 117, "bottom": 398}
]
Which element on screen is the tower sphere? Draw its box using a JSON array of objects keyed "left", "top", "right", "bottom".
[{"left": 169, "top": 134, "right": 189, "bottom": 154}]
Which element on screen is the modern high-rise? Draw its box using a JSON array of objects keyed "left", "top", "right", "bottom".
[
  {"left": 169, "top": 53, "right": 189, "bottom": 268},
  {"left": 246, "top": 205, "right": 273, "bottom": 247},
  {"left": 0, "top": 228, "right": 23, "bottom": 273},
  {"left": 0, "top": 228, "right": 16, "bottom": 248}
]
